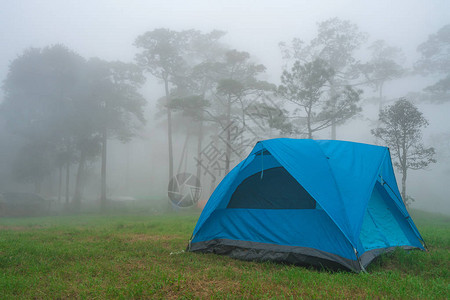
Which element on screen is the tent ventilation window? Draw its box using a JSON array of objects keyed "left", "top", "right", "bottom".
[{"left": 227, "top": 167, "right": 316, "bottom": 209}]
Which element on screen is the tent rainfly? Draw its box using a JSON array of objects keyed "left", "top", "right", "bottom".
[{"left": 187, "top": 139, "right": 426, "bottom": 272}]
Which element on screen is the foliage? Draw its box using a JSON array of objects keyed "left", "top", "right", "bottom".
[
  {"left": 415, "top": 24, "right": 450, "bottom": 103},
  {"left": 134, "top": 28, "right": 191, "bottom": 81},
  {"left": 212, "top": 50, "right": 274, "bottom": 123},
  {"left": 1, "top": 45, "right": 86, "bottom": 188},
  {"left": 280, "top": 18, "right": 367, "bottom": 80},
  {"left": 85, "top": 58, "right": 146, "bottom": 141},
  {"left": 0, "top": 45, "right": 146, "bottom": 202},
  {"left": 278, "top": 59, "right": 362, "bottom": 138},
  {"left": 371, "top": 99, "right": 436, "bottom": 202},
  {"left": 359, "top": 40, "right": 406, "bottom": 97},
  {"left": 279, "top": 18, "right": 367, "bottom": 138},
  {"left": 244, "top": 101, "right": 293, "bottom": 135},
  {"left": 415, "top": 24, "right": 450, "bottom": 75},
  {"left": 209, "top": 50, "right": 275, "bottom": 172},
  {"left": 11, "top": 142, "right": 53, "bottom": 189},
  {"left": 134, "top": 28, "right": 223, "bottom": 181},
  {"left": 1, "top": 45, "right": 85, "bottom": 141},
  {"left": 0, "top": 210, "right": 448, "bottom": 298},
  {"left": 170, "top": 95, "right": 210, "bottom": 121},
  {"left": 160, "top": 42, "right": 277, "bottom": 174}
]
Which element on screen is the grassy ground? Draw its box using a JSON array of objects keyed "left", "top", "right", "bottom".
[{"left": 0, "top": 209, "right": 448, "bottom": 299}]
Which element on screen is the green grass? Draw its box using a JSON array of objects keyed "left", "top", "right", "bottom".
[{"left": 0, "top": 210, "right": 449, "bottom": 299}]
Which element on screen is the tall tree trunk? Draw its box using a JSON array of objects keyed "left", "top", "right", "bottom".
[
  {"left": 209, "top": 133, "right": 219, "bottom": 197},
  {"left": 125, "top": 143, "right": 130, "bottom": 195},
  {"left": 331, "top": 120, "right": 336, "bottom": 140},
  {"left": 307, "top": 105, "right": 313, "bottom": 139},
  {"left": 65, "top": 161, "right": 70, "bottom": 204},
  {"left": 164, "top": 78, "right": 174, "bottom": 182},
  {"left": 100, "top": 126, "right": 107, "bottom": 212},
  {"left": 375, "top": 82, "right": 384, "bottom": 145},
  {"left": 378, "top": 82, "right": 384, "bottom": 112},
  {"left": 177, "top": 133, "right": 190, "bottom": 175},
  {"left": 401, "top": 169, "right": 407, "bottom": 205},
  {"left": 400, "top": 140, "right": 408, "bottom": 204},
  {"left": 225, "top": 96, "right": 232, "bottom": 174},
  {"left": 58, "top": 164, "right": 62, "bottom": 203},
  {"left": 164, "top": 78, "right": 174, "bottom": 212},
  {"left": 330, "top": 84, "right": 337, "bottom": 140},
  {"left": 34, "top": 180, "right": 41, "bottom": 195},
  {"left": 72, "top": 149, "right": 86, "bottom": 211},
  {"left": 196, "top": 118, "right": 203, "bottom": 184}
]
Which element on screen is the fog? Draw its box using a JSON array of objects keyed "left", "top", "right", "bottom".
[{"left": 0, "top": 0, "right": 449, "bottom": 214}]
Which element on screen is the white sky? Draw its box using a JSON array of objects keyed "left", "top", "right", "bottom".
[{"left": 1, "top": 0, "right": 449, "bottom": 83}]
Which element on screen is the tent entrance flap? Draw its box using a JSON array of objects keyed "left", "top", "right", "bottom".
[
  {"left": 359, "top": 182, "right": 424, "bottom": 252},
  {"left": 227, "top": 167, "right": 316, "bottom": 209}
]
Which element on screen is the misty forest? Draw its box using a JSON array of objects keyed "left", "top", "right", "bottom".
[
  {"left": 1, "top": 2, "right": 450, "bottom": 298},
  {"left": 0, "top": 5, "right": 449, "bottom": 217}
]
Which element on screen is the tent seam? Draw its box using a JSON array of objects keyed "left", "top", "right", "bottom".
[
  {"left": 264, "top": 139, "right": 357, "bottom": 255},
  {"left": 312, "top": 140, "right": 357, "bottom": 251},
  {"left": 354, "top": 148, "right": 389, "bottom": 246}
]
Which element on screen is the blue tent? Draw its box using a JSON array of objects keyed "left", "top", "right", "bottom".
[{"left": 188, "top": 139, "right": 425, "bottom": 272}]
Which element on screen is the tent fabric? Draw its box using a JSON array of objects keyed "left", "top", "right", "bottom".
[{"left": 188, "top": 138, "right": 425, "bottom": 272}]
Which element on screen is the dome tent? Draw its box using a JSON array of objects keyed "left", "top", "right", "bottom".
[{"left": 188, "top": 139, "right": 425, "bottom": 272}]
